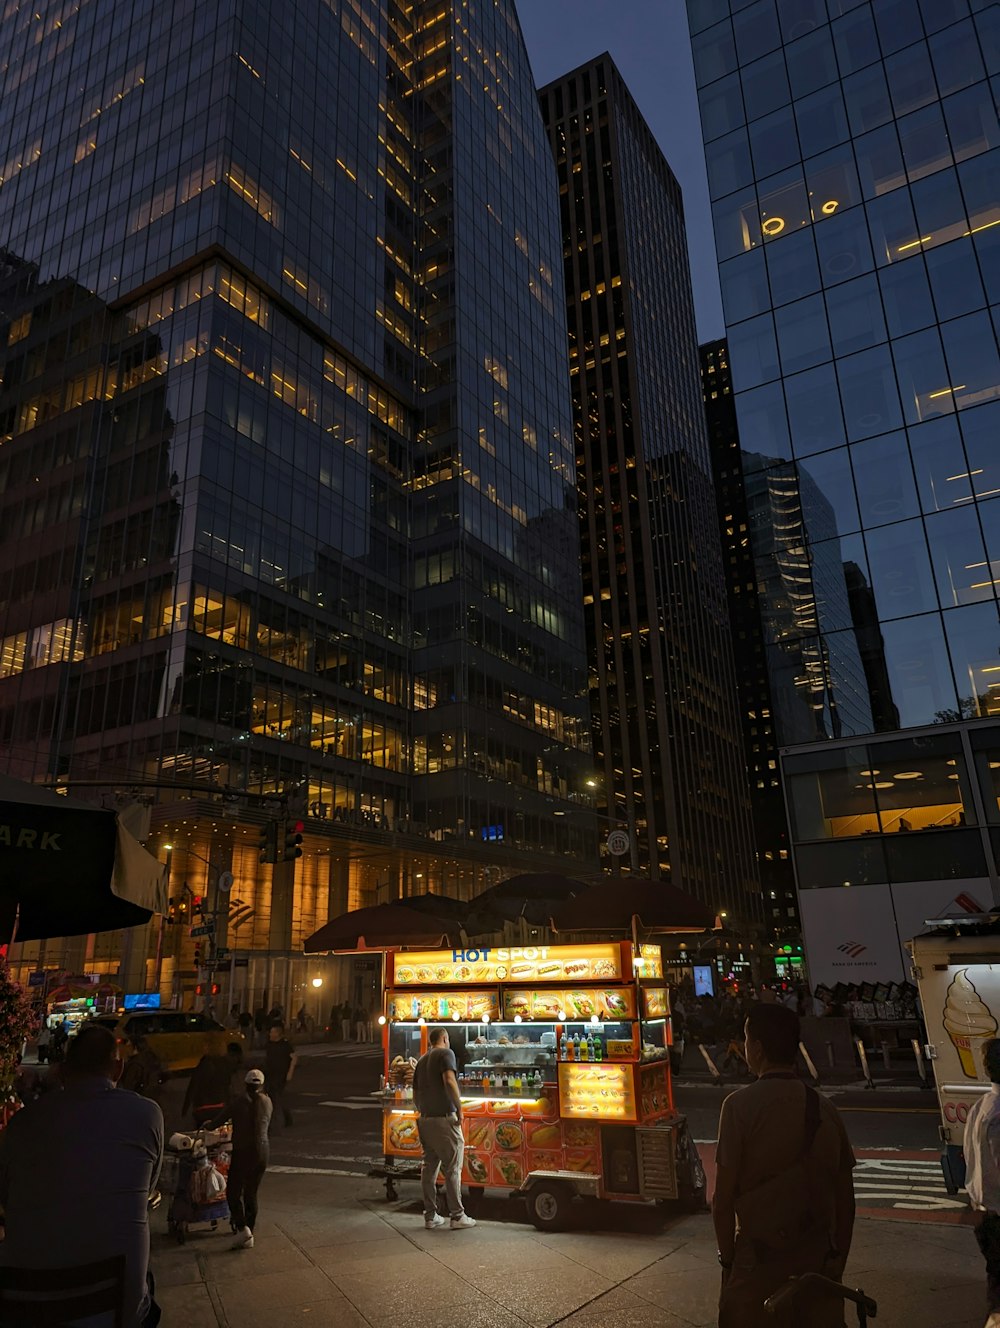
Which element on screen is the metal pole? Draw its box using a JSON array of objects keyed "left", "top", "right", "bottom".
[
  {"left": 911, "top": 1037, "right": 929, "bottom": 1086},
  {"left": 881, "top": 1040, "right": 892, "bottom": 1072},
  {"left": 698, "top": 1041, "right": 723, "bottom": 1083},
  {"left": 856, "top": 1038, "right": 875, "bottom": 1090},
  {"left": 798, "top": 1041, "right": 820, "bottom": 1084},
  {"left": 152, "top": 847, "right": 171, "bottom": 995}
]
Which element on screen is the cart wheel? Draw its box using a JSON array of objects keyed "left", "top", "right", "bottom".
[
  {"left": 526, "top": 1181, "right": 572, "bottom": 1232},
  {"left": 210, "top": 1220, "right": 218, "bottom": 1231},
  {"left": 465, "top": 1186, "right": 485, "bottom": 1214},
  {"left": 176, "top": 1225, "right": 187, "bottom": 1245},
  {"left": 386, "top": 1179, "right": 398, "bottom": 1202}
]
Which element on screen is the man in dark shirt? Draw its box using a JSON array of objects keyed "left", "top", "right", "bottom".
[
  {"left": 0, "top": 1024, "right": 163, "bottom": 1325},
  {"left": 263, "top": 1021, "right": 297, "bottom": 1128},
  {"left": 714, "top": 1003, "right": 856, "bottom": 1327},
  {"left": 412, "top": 1028, "right": 475, "bottom": 1230}
]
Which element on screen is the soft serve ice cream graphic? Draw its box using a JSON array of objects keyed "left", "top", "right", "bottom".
[{"left": 944, "top": 969, "right": 998, "bottom": 1078}]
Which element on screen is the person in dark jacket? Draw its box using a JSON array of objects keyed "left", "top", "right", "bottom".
[
  {"left": 119, "top": 1036, "right": 165, "bottom": 1106},
  {"left": 210, "top": 1068, "right": 272, "bottom": 1250},
  {"left": 183, "top": 1042, "right": 243, "bottom": 1125},
  {"left": 263, "top": 1023, "right": 296, "bottom": 1128}
]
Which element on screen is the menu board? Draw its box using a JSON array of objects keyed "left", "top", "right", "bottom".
[
  {"left": 502, "top": 987, "right": 635, "bottom": 1022},
  {"left": 383, "top": 1110, "right": 420, "bottom": 1155},
  {"left": 558, "top": 1061, "right": 638, "bottom": 1123},
  {"left": 643, "top": 987, "right": 669, "bottom": 1019},
  {"left": 386, "top": 989, "right": 499, "bottom": 1022},
  {"left": 460, "top": 1104, "right": 602, "bottom": 1186},
  {"left": 639, "top": 1060, "right": 671, "bottom": 1122},
  {"left": 391, "top": 942, "right": 623, "bottom": 986},
  {"left": 640, "top": 945, "right": 664, "bottom": 978}
]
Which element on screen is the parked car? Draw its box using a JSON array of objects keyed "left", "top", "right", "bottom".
[{"left": 90, "top": 1010, "right": 240, "bottom": 1072}]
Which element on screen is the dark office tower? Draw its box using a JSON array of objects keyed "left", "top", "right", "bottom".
[
  {"left": 539, "top": 58, "right": 759, "bottom": 920},
  {"left": 701, "top": 341, "right": 799, "bottom": 951},
  {"left": 0, "top": 0, "right": 590, "bottom": 996},
  {"left": 688, "top": 0, "right": 1000, "bottom": 987}
]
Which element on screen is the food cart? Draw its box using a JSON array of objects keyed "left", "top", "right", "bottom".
[{"left": 377, "top": 939, "right": 702, "bottom": 1228}]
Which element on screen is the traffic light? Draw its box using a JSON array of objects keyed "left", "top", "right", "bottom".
[
  {"left": 257, "top": 821, "right": 278, "bottom": 864},
  {"left": 283, "top": 819, "right": 304, "bottom": 861},
  {"left": 193, "top": 944, "right": 202, "bottom": 967}
]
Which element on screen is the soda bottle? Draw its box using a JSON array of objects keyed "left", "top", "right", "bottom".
[
  {"left": 579, "top": 1036, "right": 590, "bottom": 1062},
  {"left": 566, "top": 1036, "right": 575, "bottom": 1062},
  {"left": 559, "top": 1033, "right": 568, "bottom": 1060}
]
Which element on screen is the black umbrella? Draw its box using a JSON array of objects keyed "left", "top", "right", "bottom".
[
  {"left": 468, "top": 872, "right": 591, "bottom": 928},
  {"left": 0, "top": 775, "right": 166, "bottom": 941},
  {"left": 303, "top": 902, "right": 464, "bottom": 953},
  {"left": 550, "top": 879, "right": 716, "bottom": 935}
]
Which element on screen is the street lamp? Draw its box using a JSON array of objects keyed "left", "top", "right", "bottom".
[{"left": 311, "top": 977, "right": 323, "bottom": 988}]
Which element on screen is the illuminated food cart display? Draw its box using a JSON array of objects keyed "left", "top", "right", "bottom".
[{"left": 379, "top": 940, "right": 694, "bottom": 1228}]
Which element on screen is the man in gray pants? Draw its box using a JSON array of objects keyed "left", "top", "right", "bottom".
[{"left": 412, "top": 1028, "right": 476, "bottom": 1230}]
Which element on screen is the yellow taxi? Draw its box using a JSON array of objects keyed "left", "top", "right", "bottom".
[{"left": 90, "top": 1009, "right": 240, "bottom": 1072}]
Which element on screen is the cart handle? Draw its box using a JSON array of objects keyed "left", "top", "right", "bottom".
[{"left": 764, "top": 1273, "right": 877, "bottom": 1318}]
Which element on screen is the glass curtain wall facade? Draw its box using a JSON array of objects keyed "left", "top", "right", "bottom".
[
  {"left": 701, "top": 340, "right": 798, "bottom": 943},
  {"left": 0, "top": 0, "right": 590, "bottom": 993},
  {"left": 540, "top": 59, "right": 760, "bottom": 920},
  {"left": 688, "top": 0, "right": 1000, "bottom": 982}
]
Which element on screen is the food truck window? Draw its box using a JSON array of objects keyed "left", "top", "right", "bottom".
[
  {"left": 387, "top": 1024, "right": 422, "bottom": 1064},
  {"left": 641, "top": 1019, "right": 668, "bottom": 1060}
]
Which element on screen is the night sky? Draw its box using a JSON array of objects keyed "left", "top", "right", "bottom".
[{"left": 515, "top": 0, "right": 724, "bottom": 342}]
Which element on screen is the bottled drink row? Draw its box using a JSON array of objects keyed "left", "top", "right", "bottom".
[
  {"left": 560, "top": 1031, "right": 604, "bottom": 1061},
  {"left": 460, "top": 1069, "right": 544, "bottom": 1096}
]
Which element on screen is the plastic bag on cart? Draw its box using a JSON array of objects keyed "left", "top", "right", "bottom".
[{"left": 189, "top": 1160, "right": 226, "bottom": 1206}]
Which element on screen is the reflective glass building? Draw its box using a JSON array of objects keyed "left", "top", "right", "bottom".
[
  {"left": 0, "top": 0, "right": 590, "bottom": 1001},
  {"left": 688, "top": 0, "right": 1000, "bottom": 984},
  {"left": 701, "top": 340, "right": 799, "bottom": 955},
  {"left": 539, "top": 60, "right": 760, "bottom": 922}
]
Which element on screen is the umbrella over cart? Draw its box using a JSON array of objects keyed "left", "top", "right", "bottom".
[
  {"left": 550, "top": 878, "right": 717, "bottom": 937},
  {"left": 465, "top": 872, "right": 591, "bottom": 930},
  {"left": 303, "top": 900, "right": 465, "bottom": 954},
  {"left": 0, "top": 774, "right": 166, "bottom": 942}
]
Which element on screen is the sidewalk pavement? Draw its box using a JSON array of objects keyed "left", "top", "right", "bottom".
[{"left": 152, "top": 1171, "right": 989, "bottom": 1328}]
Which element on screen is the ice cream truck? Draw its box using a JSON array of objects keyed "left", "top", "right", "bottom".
[{"left": 908, "top": 915, "right": 1000, "bottom": 1195}]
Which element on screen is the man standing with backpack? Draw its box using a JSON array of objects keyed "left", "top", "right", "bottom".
[{"left": 713, "top": 1003, "right": 856, "bottom": 1326}]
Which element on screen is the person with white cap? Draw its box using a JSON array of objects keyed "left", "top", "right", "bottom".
[{"left": 209, "top": 1067, "right": 272, "bottom": 1250}]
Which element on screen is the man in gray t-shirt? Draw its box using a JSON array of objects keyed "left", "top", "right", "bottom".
[{"left": 412, "top": 1029, "right": 476, "bottom": 1230}]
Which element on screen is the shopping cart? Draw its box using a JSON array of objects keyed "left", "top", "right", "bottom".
[
  {"left": 765, "top": 1273, "right": 877, "bottom": 1324},
  {"left": 163, "top": 1128, "right": 232, "bottom": 1244}
]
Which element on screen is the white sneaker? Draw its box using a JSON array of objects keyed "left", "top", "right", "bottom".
[
  {"left": 231, "top": 1227, "right": 254, "bottom": 1249},
  {"left": 450, "top": 1214, "right": 476, "bottom": 1229},
  {"left": 424, "top": 1214, "right": 447, "bottom": 1229}
]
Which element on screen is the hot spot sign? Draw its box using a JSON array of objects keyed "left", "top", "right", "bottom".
[{"left": 390, "top": 942, "right": 624, "bottom": 985}]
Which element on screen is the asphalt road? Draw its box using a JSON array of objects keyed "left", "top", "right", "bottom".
[{"left": 158, "top": 1042, "right": 943, "bottom": 1186}]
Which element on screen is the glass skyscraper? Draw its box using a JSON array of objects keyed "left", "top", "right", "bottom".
[
  {"left": 0, "top": 0, "right": 590, "bottom": 1002},
  {"left": 701, "top": 340, "right": 799, "bottom": 956},
  {"left": 688, "top": 0, "right": 1000, "bottom": 985},
  {"left": 539, "top": 59, "right": 760, "bottom": 924}
]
